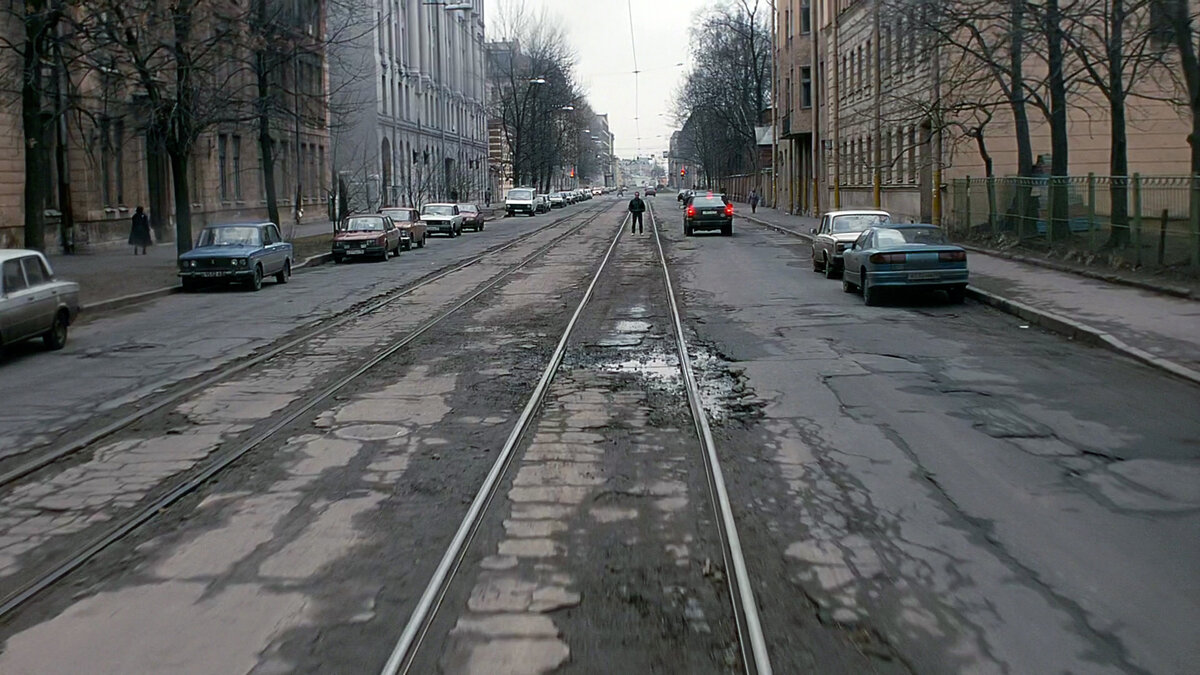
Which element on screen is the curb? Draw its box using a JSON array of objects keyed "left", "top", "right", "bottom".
[
  {"left": 80, "top": 251, "right": 336, "bottom": 316},
  {"left": 965, "top": 286, "right": 1200, "bottom": 386},
  {"left": 742, "top": 212, "right": 1200, "bottom": 386},
  {"left": 958, "top": 244, "right": 1197, "bottom": 300}
]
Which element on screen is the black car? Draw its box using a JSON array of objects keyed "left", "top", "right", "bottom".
[{"left": 684, "top": 195, "right": 734, "bottom": 236}]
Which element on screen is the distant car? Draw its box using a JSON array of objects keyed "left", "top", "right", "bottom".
[
  {"left": 535, "top": 194, "right": 551, "bottom": 213},
  {"left": 592, "top": 187, "right": 603, "bottom": 196},
  {"left": 684, "top": 194, "right": 734, "bottom": 236},
  {"left": 841, "top": 224, "right": 968, "bottom": 305},
  {"left": 811, "top": 209, "right": 891, "bottom": 278},
  {"left": 380, "top": 206, "right": 427, "bottom": 250},
  {"left": 178, "top": 222, "right": 293, "bottom": 292},
  {"left": 0, "top": 250, "right": 80, "bottom": 352},
  {"left": 644, "top": 185, "right": 657, "bottom": 196},
  {"left": 457, "top": 203, "right": 485, "bottom": 231},
  {"left": 332, "top": 214, "right": 402, "bottom": 263},
  {"left": 506, "top": 187, "right": 537, "bottom": 217},
  {"left": 548, "top": 193, "right": 566, "bottom": 209},
  {"left": 421, "top": 203, "right": 464, "bottom": 236}
]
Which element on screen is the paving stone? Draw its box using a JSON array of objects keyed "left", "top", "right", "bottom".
[
  {"left": 451, "top": 613, "right": 559, "bottom": 638},
  {"left": 498, "top": 538, "right": 562, "bottom": 558}
]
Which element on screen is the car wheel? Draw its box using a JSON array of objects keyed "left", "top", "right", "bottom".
[
  {"left": 418, "top": 234, "right": 426, "bottom": 248},
  {"left": 333, "top": 255, "right": 344, "bottom": 264},
  {"left": 43, "top": 309, "right": 69, "bottom": 350},
  {"left": 402, "top": 240, "right": 412, "bottom": 251},
  {"left": 684, "top": 224, "right": 692, "bottom": 236},
  {"left": 824, "top": 254, "right": 839, "bottom": 279},
  {"left": 181, "top": 277, "right": 199, "bottom": 292},
  {"left": 379, "top": 246, "right": 390, "bottom": 262},
  {"left": 812, "top": 249, "right": 823, "bottom": 272},
  {"left": 248, "top": 265, "right": 263, "bottom": 291},
  {"left": 862, "top": 270, "right": 879, "bottom": 306},
  {"left": 275, "top": 260, "right": 291, "bottom": 283},
  {"left": 722, "top": 223, "right": 732, "bottom": 237},
  {"left": 479, "top": 222, "right": 485, "bottom": 231},
  {"left": 842, "top": 276, "right": 857, "bottom": 293},
  {"left": 948, "top": 286, "right": 966, "bottom": 304}
]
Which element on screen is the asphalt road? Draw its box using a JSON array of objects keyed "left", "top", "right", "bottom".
[{"left": 0, "top": 193, "right": 1196, "bottom": 674}]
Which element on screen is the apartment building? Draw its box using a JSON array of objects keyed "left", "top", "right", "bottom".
[
  {"left": 0, "top": 3, "right": 331, "bottom": 250},
  {"left": 798, "top": 0, "right": 1193, "bottom": 223},
  {"left": 330, "top": 0, "right": 488, "bottom": 211}
]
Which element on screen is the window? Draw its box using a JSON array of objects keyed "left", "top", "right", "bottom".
[
  {"left": 800, "top": 67, "right": 812, "bottom": 108},
  {"left": 232, "top": 136, "right": 242, "bottom": 200},
  {"left": 857, "top": 45, "right": 863, "bottom": 92},
  {"left": 907, "top": 127, "right": 917, "bottom": 183},
  {"left": 865, "top": 40, "right": 871, "bottom": 92},
  {"left": 2, "top": 260, "right": 27, "bottom": 293},
  {"left": 21, "top": 256, "right": 47, "bottom": 286},
  {"left": 114, "top": 120, "right": 125, "bottom": 205},
  {"left": 99, "top": 118, "right": 113, "bottom": 206},
  {"left": 801, "top": 0, "right": 811, "bottom": 34},
  {"left": 218, "top": 134, "right": 229, "bottom": 202}
]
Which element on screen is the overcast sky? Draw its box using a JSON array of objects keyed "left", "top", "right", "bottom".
[{"left": 484, "top": 0, "right": 713, "bottom": 162}]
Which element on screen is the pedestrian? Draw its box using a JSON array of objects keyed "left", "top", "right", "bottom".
[
  {"left": 749, "top": 189, "right": 760, "bottom": 214},
  {"left": 628, "top": 191, "right": 646, "bottom": 234},
  {"left": 129, "top": 206, "right": 151, "bottom": 255}
]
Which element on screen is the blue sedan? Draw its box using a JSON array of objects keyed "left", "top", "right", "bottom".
[
  {"left": 840, "top": 224, "right": 968, "bottom": 305},
  {"left": 178, "top": 222, "right": 294, "bottom": 292}
]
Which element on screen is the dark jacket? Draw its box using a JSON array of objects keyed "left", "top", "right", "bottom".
[
  {"left": 628, "top": 197, "right": 646, "bottom": 213},
  {"left": 129, "top": 212, "right": 152, "bottom": 247}
]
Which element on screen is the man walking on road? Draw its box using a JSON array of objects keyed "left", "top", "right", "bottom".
[
  {"left": 628, "top": 191, "right": 646, "bottom": 234},
  {"left": 749, "top": 189, "right": 760, "bottom": 214}
]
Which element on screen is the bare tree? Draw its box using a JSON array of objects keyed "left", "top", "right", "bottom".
[{"left": 1152, "top": 0, "right": 1200, "bottom": 174}]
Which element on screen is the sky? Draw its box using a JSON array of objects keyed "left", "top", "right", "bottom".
[{"left": 484, "top": 0, "right": 713, "bottom": 162}]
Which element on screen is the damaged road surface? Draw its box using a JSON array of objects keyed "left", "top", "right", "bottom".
[{"left": 0, "top": 193, "right": 1196, "bottom": 675}]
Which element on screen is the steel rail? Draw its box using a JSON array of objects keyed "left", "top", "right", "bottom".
[
  {"left": 649, "top": 201, "right": 774, "bottom": 675},
  {"left": 379, "top": 213, "right": 631, "bottom": 675},
  {"left": 0, "top": 201, "right": 622, "bottom": 621},
  {"left": 0, "top": 200, "right": 613, "bottom": 491}
]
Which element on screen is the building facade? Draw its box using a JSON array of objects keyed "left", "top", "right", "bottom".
[
  {"left": 775, "top": 0, "right": 819, "bottom": 215},
  {"left": 330, "top": 0, "right": 488, "bottom": 212}
]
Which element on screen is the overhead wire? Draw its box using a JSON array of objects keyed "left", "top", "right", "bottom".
[{"left": 626, "top": 0, "right": 641, "bottom": 158}]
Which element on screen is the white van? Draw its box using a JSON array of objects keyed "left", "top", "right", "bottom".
[{"left": 506, "top": 187, "right": 537, "bottom": 217}]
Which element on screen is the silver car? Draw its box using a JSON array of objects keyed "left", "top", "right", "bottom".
[
  {"left": 1, "top": 250, "right": 80, "bottom": 351},
  {"left": 811, "top": 209, "right": 891, "bottom": 278}
]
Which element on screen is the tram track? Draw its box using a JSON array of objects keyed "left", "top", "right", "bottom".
[
  {"left": 380, "top": 200, "right": 772, "bottom": 674},
  {"left": 0, "top": 200, "right": 622, "bottom": 622}
]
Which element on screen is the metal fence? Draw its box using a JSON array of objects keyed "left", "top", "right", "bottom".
[{"left": 946, "top": 175, "right": 1200, "bottom": 269}]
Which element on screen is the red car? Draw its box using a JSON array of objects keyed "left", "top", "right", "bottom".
[
  {"left": 457, "top": 203, "right": 485, "bottom": 232},
  {"left": 381, "top": 207, "right": 428, "bottom": 250},
  {"left": 332, "top": 214, "right": 402, "bottom": 262}
]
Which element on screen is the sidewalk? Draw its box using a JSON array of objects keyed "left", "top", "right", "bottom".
[{"left": 740, "top": 205, "right": 1200, "bottom": 383}]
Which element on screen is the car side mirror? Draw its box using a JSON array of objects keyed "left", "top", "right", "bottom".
[{"left": 810, "top": 227, "right": 817, "bottom": 235}]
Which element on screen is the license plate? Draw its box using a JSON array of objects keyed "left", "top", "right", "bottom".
[
  {"left": 347, "top": 249, "right": 364, "bottom": 255},
  {"left": 702, "top": 210, "right": 716, "bottom": 215},
  {"left": 908, "top": 272, "right": 941, "bottom": 281},
  {"left": 198, "top": 271, "right": 229, "bottom": 277}
]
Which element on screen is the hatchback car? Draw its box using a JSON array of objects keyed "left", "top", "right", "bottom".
[
  {"left": 457, "top": 203, "right": 485, "bottom": 231},
  {"left": 333, "top": 214, "right": 402, "bottom": 262},
  {"left": 0, "top": 250, "right": 80, "bottom": 352},
  {"left": 841, "top": 224, "right": 969, "bottom": 305},
  {"left": 684, "top": 195, "right": 734, "bottom": 236},
  {"left": 811, "top": 209, "right": 891, "bottom": 278},
  {"left": 380, "top": 207, "right": 427, "bottom": 250},
  {"left": 178, "top": 222, "right": 294, "bottom": 291}
]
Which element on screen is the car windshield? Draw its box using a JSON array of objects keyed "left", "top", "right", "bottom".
[
  {"left": 458, "top": 204, "right": 478, "bottom": 213},
  {"left": 340, "top": 217, "right": 385, "bottom": 232},
  {"left": 877, "top": 227, "right": 947, "bottom": 246},
  {"left": 197, "top": 226, "right": 261, "bottom": 247},
  {"left": 692, "top": 197, "right": 726, "bottom": 207},
  {"left": 382, "top": 209, "right": 417, "bottom": 222},
  {"left": 832, "top": 214, "right": 889, "bottom": 233},
  {"left": 508, "top": 189, "right": 534, "bottom": 200},
  {"left": 422, "top": 205, "right": 454, "bottom": 216}
]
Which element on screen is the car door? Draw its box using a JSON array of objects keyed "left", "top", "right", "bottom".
[
  {"left": 20, "top": 255, "right": 57, "bottom": 336},
  {"left": 384, "top": 217, "right": 398, "bottom": 249},
  {"left": 817, "top": 216, "right": 833, "bottom": 260},
  {"left": 264, "top": 225, "right": 285, "bottom": 273},
  {"left": 845, "top": 231, "right": 872, "bottom": 284},
  {"left": 1, "top": 259, "right": 35, "bottom": 343}
]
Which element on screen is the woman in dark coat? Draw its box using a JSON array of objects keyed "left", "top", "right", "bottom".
[{"left": 129, "top": 206, "right": 152, "bottom": 254}]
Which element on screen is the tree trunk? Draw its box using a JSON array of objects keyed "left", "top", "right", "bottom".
[
  {"left": 168, "top": 148, "right": 194, "bottom": 256},
  {"left": 258, "top": 111, "right": 280, "bottom": 225},
  {"left": 146, "top": 132, "right": 171, "bottom": 241},
  {"left": 1045, "top": 0, "right": 1071, "bottom": 241},
  {"left": 1105, "top": 0, "right": 1130, "bottom": 249},
  {"left": 22, "top": 7, "right": 51, "bottom": 251},
  {"left": 1169, "top": 0, "right": 1200, "bottom": 173},
  {"left": 1005, "top": 0, "right": 1036, "bottom": 232}
]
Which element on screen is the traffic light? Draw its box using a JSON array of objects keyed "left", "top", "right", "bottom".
[{"left": 680, "top": 167, "right": 687, "bottom": 177}]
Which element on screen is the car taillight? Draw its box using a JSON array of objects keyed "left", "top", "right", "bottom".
[
  {"left": 724, "top": 203, "right": 734, "bottom": 216},
  {"left": 939, "top": 250, "right": 967, "bottom": 262},
  {"left": 686, "top": 206, "right": 696, "bottom": 217},
  {"left": 869, "top": 253, "right": 907, "bottom": 264}
]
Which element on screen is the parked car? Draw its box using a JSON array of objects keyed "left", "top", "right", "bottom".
[
  {"left": 841, "top": 224, "right": 969, "bottom": 305},
  {"left": 684, "top": 194, "right": 734, "bottom": 236},
  {"left": 380, "top": 206, "right": 427, "bottom": 250},
  {"left": 178, "top": 222, "right": 293, "bottom": 292},
  {"left": 644, "top": 185, "right": 657, "bottom": 196},
  {"left": 592, "top": 187, "right": 603, "bottom": 196},
  {"left": 458, "top": 203, "right": 485, "bottom": 231},
  {"left": 0, "top": 250, "right": 79, "bottom": 352},
  {"left": 535, "top": 194, "right": 551, "bottom": 213},
  {"left": 548, "top": 193, "right": 566, "bottom": 209},
  {"left": 332, "top": 214, "right": 402, "bottom": 263},
  {"left": 505, "top": 187, "right": 537, "bottom": 217},
  {"left": 811, "top": 209, "right": 891, "bottom": 278},
  {"left": 421, "top": 203, "right": 464, "bottom": 236}
]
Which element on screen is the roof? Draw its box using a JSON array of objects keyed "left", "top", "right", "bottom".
[
  {"left": 885, "top": 223, "right": 941, "bottom": 228},
  {"left": 0, "top": 249, "right": 46, "bottom": 264},
  {"left": 825, "top": 209, "right": 891, "bottom": 216},
  {"left": 204, "top": 221, "right": 275, "bottom": 228}
]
